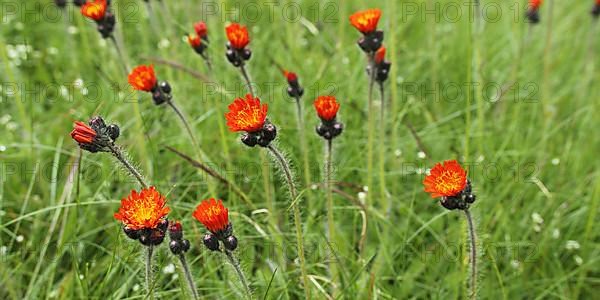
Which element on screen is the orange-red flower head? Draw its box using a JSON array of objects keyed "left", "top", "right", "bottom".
[
  {"left": 314, "top": 96, "right": 340, "bottom": 121},
  {"left": 114, "top": 187, "right": 170, "bottom": 230},
  {"left": 375, "top": 46, "right": 386, "bottom": 64},
  {"left": 283, "top": 70, "right": 298, "bottom": 82},
  {"left": 188, "top": 35, "right": 202, "bottom": 48},
  {"left": 226, "top": 23, "right": 250, "bottom": 50},
  {"left": 423, "top": 160, "right": 468, "bottom": 198},
  {"left": 81, "top": 0, "right": 107, "bottom": 21},
  {"left": 128, "top": 64, "right": 157, "bottom": 92},
  {"left": 529, "top": 0, "right": 543, "bottom": 9},
  {"left": 349, "top": 8, "right": 382, "bottom": 34},
  {"left": 192, "top": 198, "right": 229, "bottom": 233},
  {"left": 70, "top": 121, "right": 96, "bottom": 144},
  {"left": 225, "top": 94, "right": 268, "bottom": 133},
  {"left": 194, "top": 21, "right": 208, "bottom": 38}
]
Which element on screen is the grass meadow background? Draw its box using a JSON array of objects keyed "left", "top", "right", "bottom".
[{"left": 1, "top": 0, "right": 599, "bottom": 298}]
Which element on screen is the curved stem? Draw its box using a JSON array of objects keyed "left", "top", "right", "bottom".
[
  {"left": 224, "top": 250, "right": 251, "bottom": 299},
  {"left": 464, "top": 209, "right": 477, "bottom": 299},
  {"left": 107, "top": 144, "right": 148, "bottom": 189},
  {"left": 178, "top": 254, "right": 199, "bottom": 300},
  {"left": 108, "top": 35, "right": 129, "bottom": 75},
  {"left": 239, "top": 64, "right": 255, "bottom": 97},
  {"left": 266, "top": 145, "right": 310, "bottom": 299},
  {"left": 166, "top": 100, "right": 216, "bottom": 195},
  {"left": 145, "top": 245, "right": 154, "bottom": 300}
]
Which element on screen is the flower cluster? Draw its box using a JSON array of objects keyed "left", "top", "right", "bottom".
[
  {"left": 593, "top": 0, "right": 600, "bottom": 17},
  {"left": 115, "top": 187, "right": 171, "bottom": 246},
  {"left": 188, "top": 21, "right": 209, "bottom": 56},
  {"left": 168, "top": 221, "right": 191, "bottom": 255},
  {"left": 128, "top": 64, "right": 173, "bottom": 105},
  {"left": 526, "top": 0, "right": 543, "bottom": 23},
  {"left": 70, "top": 116, "right": 119, "bottom": 153},
  {"left": 193, "top": 199, "right": 238, "bottom": 251},
  {"left": 373, "top": 46, "right": 391, "bottom": 83},
  {"left": 314, "top": 96, "right": 343, "bottom": 140},
  {"left": 349, "top": 8, "right": 383, "bottom": 53},
  {"left": 284, "top": 70, "right": 304, "bottom": 98},
  {"left": 80, "top": 0, "right": 115, "bottom": 38},
  {"left": 225, "top": 23, "right": 251, "bottom": 67},
  {"left": 423, "top": 160, "right": 476, "bottom": 210},
  {"left": 225, "top": 94, "right": 276, "bottom": 147}
]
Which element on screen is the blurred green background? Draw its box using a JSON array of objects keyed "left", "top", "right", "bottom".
[{"left": 0, "top": 0, "right": 599, "bottom": 299}]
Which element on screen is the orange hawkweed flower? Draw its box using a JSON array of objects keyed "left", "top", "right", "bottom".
[
  {"left": 375, "top": 46, "right": 386, "bottom": 64},
  {"left": 314, "top": 96, "right": 340, "bottom": 121},
  {"left": 192, "top": 198, "right": 229, "bottom": 233},
  {"left": 283, "top": 70, "right": 297, "bottom": 82},
  {"left": 423, "top": 160, "right": 467, "bottom": 198},
  {"left": 114, "top": 187, "right": 170, "bottom": 230},
  {"left": 188, "top": 35, "right": 202, "bottom": 48},
  {"left": 225, "top": 94, "right": 268, "bottom": 132},
  {"left": 225, "top": 23, "right": 249, "bottom": 50},
  {"left": 194, "top": 21, "right": 208, "bottom": 38},
  {"left": 529, "top": 0, "right": 543, "bottom": 9},
  {"left": 349, "top": 8, "right": 382, "bottom": 34},
  {"left": 128, "top": 65, "right": 157, "bottom": 92},
  {"left": 81, "top": 0, "right": 107, "bottom": 21},
  {"left": 70, "top": 121, "right": 96, "bottom": 144}
]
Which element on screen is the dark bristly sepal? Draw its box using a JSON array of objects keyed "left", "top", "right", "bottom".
[
  {"left": 55, "top": 0, "right": 67, "bottom": 8},
  {"left": 241, "top": 120, "right": 277, "bottom": 148},
  {"left": 593, "top": 4, "right": 600, "bottom": 17},
  {"left": 123, "top": 227, "right": 140, "bottom": 240},
  {"left": 316, "top": 119, "right": 344, "bottom": 140},
  {"left": 97, "top": 12, "right": 116, "bottom": 39},
  {"left": 357, "top": 30, "right": 383, "bottom": 53},
  {"left": 223, "top": 235, "right": 238, "bottom": 251},
  {"left": 203, "top": 233, "right": 220, "bottom": 251},
  {"left": 225, "top": 43, "right": 251, "bottom": 68},
  {"left": 151, "top": 80, "right": 173, "bottom": 105},
  {"left": 526, "top": 9, "right": 540, "bottom": 24},
  {"left": 439, "top": 180, "right": 476, "bottom": 211},
  {"left": 376, "top": 61, "right": 391, "bottom": 83},
  {"left": 73, "top": 0, "right": 86, "bottom": 6}
]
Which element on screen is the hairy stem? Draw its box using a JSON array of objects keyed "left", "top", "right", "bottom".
[
  {"left": 239, "top": 64, "right": 255, "bottom": 97},
  {"left": 145, "top": 245, "right": 154, "bottom": 300},
  {"left": 224, "top": 250, "right": 251, "bottom": 299},
  {"left": 366, "top": 53, "right": 376, "bottom": 212},
  {"left": 377, "top": 81, "right": 387, "bottom": 212},
  {"left": 108, "top": 144, "right": 148, "bottom": 189},
  {"left": 464, "top": 209, "right": 478, "bottom": 299},
  {"left": 178, "top": 254, "right": 199, "bottom": 300},
  {"left": 266, "top": 145, "right": 310, "bottom": 299},
  {"left": 325, "top": 138, "right": 337, "bottom": 294}
]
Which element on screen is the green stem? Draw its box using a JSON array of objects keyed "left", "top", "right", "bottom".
[
  {"left": 325, "top": 138, "right": 337, "bottom": 294},
  {"left": 224, "top": 250, "right": 251, "bottom": 299},
  {"left": 166, "top": 100, "right": 216, "bottom": 195},
  {"left": 377, "top": 81, "right": 387, "bottom": 211},
  {"left": 108, "top": 35, "right": 129, "bottom": 75},
  {"left": 266, "top": 145, "right": 310, "bottom": 299},
  {"left": 464, "top": 209, "right": 478, "bottom": 300},
  {"left": 107, "top": 144, "right": 148, "bottom": 189},
  {"left": 178, "top": 254, "right": 199, "bottom": 300},
  {"left": 366, "top": 53, "right": 376, "bottom": 212},
  {"left": 145, "top": 245, "right": 154, "bottom": 300},
  {"left": 295, "top": 96, "right": 312, "bottom": 207},
  {"left": 239, "top": 64, "right": 255, "bottom": 97}
]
